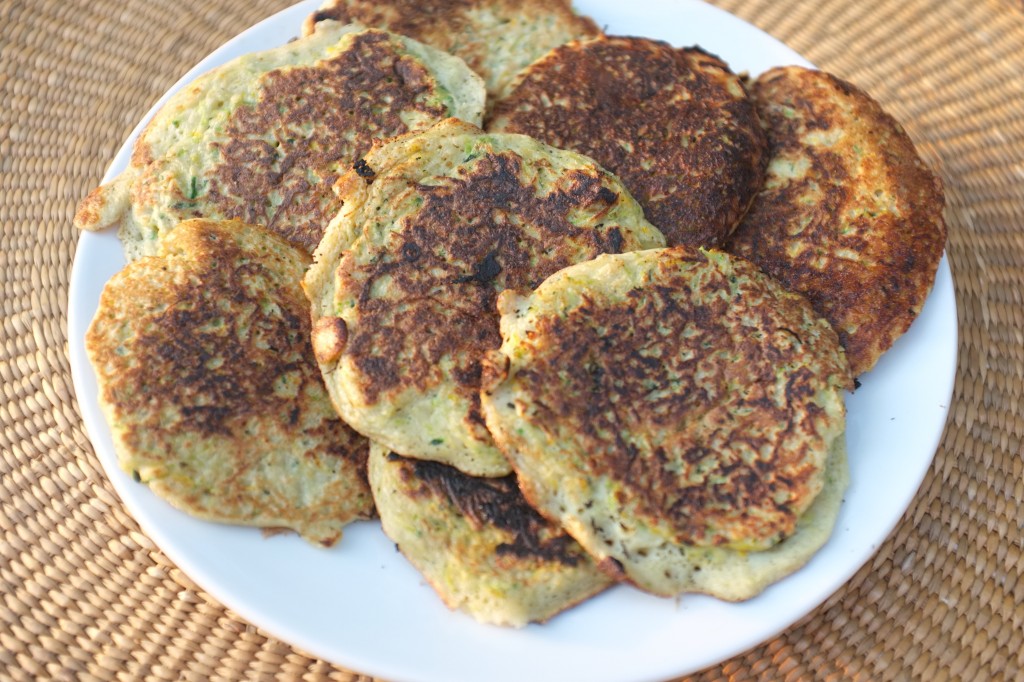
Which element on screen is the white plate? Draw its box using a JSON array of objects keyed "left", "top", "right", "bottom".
[{"left": 68, "top": 2, "right": 959, "bottom": 680}]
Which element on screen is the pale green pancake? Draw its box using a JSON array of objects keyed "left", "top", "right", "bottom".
[
  {"left": 481, "top": 247, "right": 852, "bottom": 598},
  {"left": 86, "top": 219, "right": 374, "bottom": 546},
  {"left": 368, "top": 443, "right": 612, "bottom": 627},
  {"left": 304, "top": 118, "right": 665, "bottom": 477},
  {"left": 74, "top": 22, "right": 485, "bottom": 259}
]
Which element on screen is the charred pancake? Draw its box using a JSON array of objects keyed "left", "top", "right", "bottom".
[
  {"left": 304, "top": 118, "right": 666, "bottom": 477},
  {"left": 480, "top": 247, "right": 852, "bottom": 598},
  {"left": 368, "top": 444, "right": 612, "bottom": 626},
  {"left": 74, "top": 22, "right": 485, "bottom": 259},
  {"left": 303, "top": 0, "right": 601, "bottom": 100},
  {"left": 85, "top": 219, "right": 374, "bottom": 546},
  {"left": 726, "top": 66, "right": 946, "bottom": 376},
  {"left": 488, "top": 37, "right": 768, "bottom": 247}
]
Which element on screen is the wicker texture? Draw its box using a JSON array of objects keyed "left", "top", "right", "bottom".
[{"left": 1, "top": 0, "right": 1021, "bottom": 679}]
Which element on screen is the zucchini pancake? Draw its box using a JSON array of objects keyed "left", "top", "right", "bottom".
[
  {"left": 304, "top": 118, "right": 666, "bottom": 477},
  {"left": 86, "top": 219, "right": 374, "bottom": 546},
  {"left": 726, "top": 66, "right": 946, "bottom": 377},
  {"left": 74, "top": 21, "right": 485, "bottom": 259},
  {"left": 302, "top": 0, "right": 601, "bottom": 100},
  {"left": 488, "top": 36, "right": 768, "bottom": 248},
  {"left": 368, "top": 444, "right": 612, "bottom": 627},
  {"left": 481, "top": 247, "right": 852, "bottom": 599}
]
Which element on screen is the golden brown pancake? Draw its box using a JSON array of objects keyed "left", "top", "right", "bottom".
[
  {"left": 481, "top": 247, "right": 851, "bottom": 598},
  {"left": 368, "top": 444, "right": 612, "bottom": 626},
  {"left": 726, "top": 66, "right": 946, "bottom": 376},
  {"left": 304, "top": 118, "right": 665, "bottom": 477},
  {"left": 488, "top": 37, "right": 768, "bottom": 247},
  {"left": 74, "top": 23, "right": 485, "bottom": 259},
  {"left": 303, "top": 0, "right": 601, "bottom": 99},
  {"left": 86, "top": 219, "right": 374, "bottom": 545}
]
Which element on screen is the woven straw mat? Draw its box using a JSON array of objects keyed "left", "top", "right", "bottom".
[{"left": 2, "top": 0, "right": 1022, "bottom": 679}]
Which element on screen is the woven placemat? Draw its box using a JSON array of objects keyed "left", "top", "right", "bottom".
[{"left": 2, "top": 0, "right": 1022, "bottom": 679}]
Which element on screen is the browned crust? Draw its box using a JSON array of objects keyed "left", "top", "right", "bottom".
[
  {"left": 304, "top": 0, "right": 601, "bottom": 83},
  {"left": 338, "top": 150, "right": 631, "bottom": 433},
  {"left": 86, "top": 219, "right": 372, "bottom": 526},
  {"left": 192, "top": 30, "right": 449, "bottom": 253},
  {"left": 385, "top": 452, "right": 587, "bottom": 566},
  {"left": 488, "top": 37, "right": 768, "bottom": 248},
  {"left": 507, "top": 248, "right": 850, "bottom": 548},
  {"left": 726, "top": 66, "right": 947, "bottom": 376},
  {"left": 99, "top": 223, "right": 314, "bottom": 437}
]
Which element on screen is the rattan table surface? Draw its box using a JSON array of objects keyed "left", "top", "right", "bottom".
[{"left": 2, "top": 0, "right": 1022, "bottom": 679}]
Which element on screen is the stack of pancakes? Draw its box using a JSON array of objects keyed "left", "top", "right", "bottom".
[{"left": 77, "top": 0, "right": 946, "bottom": 627}]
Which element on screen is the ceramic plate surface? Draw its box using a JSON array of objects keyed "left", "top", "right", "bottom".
[{"left": 68, "top": 2, "right": 958, "bottom": 680}]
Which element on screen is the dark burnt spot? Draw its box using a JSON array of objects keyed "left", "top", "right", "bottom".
[
  {"left": 393, "top": 452, "right": 586, "bottom": 566},
  {"left": 353, "top": 158, "right": 376, "bottom": 183},
  {"left": 515, "top": 251, "right": 845, "bottom": 547},
  {"left": 596, "top": 186, "right": 618, "bottom": 205},
  {"left": 490, "top": 37, "right": 767, "bottom": 247},
  {"left": 206, "top": 31, "right": 448, "bottom": 253},
  {"left": 452, "top": 251, "right": 502, "bottom": 284},
  {"left": 400, "top": 240, "right": 421, "bottom": 262},
  {"left": 682, "top": 446, "right": 710, "bottom": 464},
  {"left": 310, "top": 8, "right": 343, "bottom": 24},
  {"left": 604, "top": 226, "right": 624, "bottom": 253},
  {"left": 784, "top": 366, "right": 817, "bottom": 403},
  {"left": 342, "top": 151, "right": 637, "bottom": 406}
]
